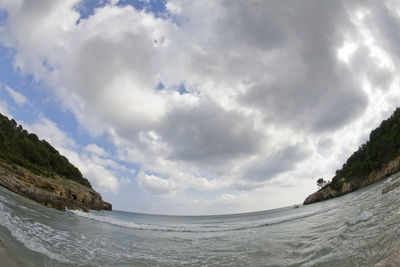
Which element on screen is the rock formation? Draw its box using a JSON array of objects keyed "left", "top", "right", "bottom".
[
  {"left": 0, "top": 161, "right": 111, "bottom": 211},
  {"left": 304, "top": 155, "right": 400, "bottom": 205}
]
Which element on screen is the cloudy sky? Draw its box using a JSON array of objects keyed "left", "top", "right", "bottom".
[{"left": 0, "top": 0, "right": 399, "bottom": 215}]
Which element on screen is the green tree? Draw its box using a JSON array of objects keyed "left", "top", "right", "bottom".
[
  {"left": 0, "top": 113, "right": 92, "bottom": 188},
  {"left": 317, "top": 178, "right": 327, "bottom": 189},
  {"left": 328, "top": 107, "right": 400, "bottom": 190}
]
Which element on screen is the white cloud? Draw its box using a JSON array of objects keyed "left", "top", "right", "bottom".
[
  {"left": 137, "top": 173, "right": 173, "bottom": 195},
  {"left": 0, "top": 100, "right": 10, "bottom": 117},
  {"left": 85, "top": 143, "right": 108, "bottom": 157},
  {"left": 4, "top": 85, "right": 28, "bottom": 105},
  {"left": 27, "top": 117, "right": 76, "bottom": 149},
  {"left": 1, "top": 0, "right": 400, "bottom": 213},
  {"left": 24, "top": 117, "right": 121, "bottom": 193}
]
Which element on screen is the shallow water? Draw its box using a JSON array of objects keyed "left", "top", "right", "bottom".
[{"left": 1, "top": 173, "right": 400, "bottom": 266}]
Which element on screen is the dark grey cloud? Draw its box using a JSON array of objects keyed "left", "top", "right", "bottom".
[
  {"left": 2, "top": 0, "right": 399, "bottom": 200},
  {"left": 349, "top": 46, "right": 394, "bottom": 91},
  {"left": 161, "top": 100, "right": 264, "bottom": 167},
  {"left": 364, "top": 1, "right": 400, "bottom": 65},
  {"left": 243, "top": 144, "right": 310, "bottom": 182},
  {"left": 233, "top": 0, "right": 369, "bottom": 133}
]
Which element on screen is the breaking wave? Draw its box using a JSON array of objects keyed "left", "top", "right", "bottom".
[{"left": 69, "top": 206, "right": 338, "bottom": 233}]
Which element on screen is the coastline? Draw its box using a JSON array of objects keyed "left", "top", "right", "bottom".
[
  {"left": 0, "top": 239, "right": 20, "bottom": 267},
  {"left": 0, "top": 161, "right": 111, "bottom": 212},
  {"left": 304, "top": 156, "right": 400, "bottom": 205}
]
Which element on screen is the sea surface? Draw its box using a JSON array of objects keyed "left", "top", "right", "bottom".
[{"left": 1, "top": 173, "right": 400, "bottom": 266}]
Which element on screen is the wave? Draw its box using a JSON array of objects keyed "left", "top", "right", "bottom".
[
  {"left": 0, "top": 201, "right": 72, "bottom": 264},
  {"left": 71, "top": 184, "right": 381, "bottom": 233},
  {"left": 346, "top": 210, "right": 373, "bottom": 225},
  {"left": 69, "top": 206, "right": 337, "bottom": 233}
]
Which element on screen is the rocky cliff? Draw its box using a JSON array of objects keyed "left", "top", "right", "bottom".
[
  {"left": 0, "top": 161, "right": 111, "bottom": 211},
  {"left": 304, "top": 155, "right": 400, "bottom": 205}
]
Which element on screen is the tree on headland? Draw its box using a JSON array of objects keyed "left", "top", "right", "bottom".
[{"left": 317, "top": 178, "right": 328, "bottom": 189}]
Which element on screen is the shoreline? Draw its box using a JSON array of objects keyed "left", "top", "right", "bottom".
[
  {"left": 304, "top": 157, "right": 400, "bottom": 205},
  {"left": 0, "top": 239, "right": 20, "bottom": 267}
]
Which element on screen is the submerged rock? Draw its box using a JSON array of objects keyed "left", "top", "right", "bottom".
[
  {"left": 0, "top": 161, "right": 111, "bottom": 211},
  {"left": 382, "top": 177, "right": 400, "bottom": 194}
]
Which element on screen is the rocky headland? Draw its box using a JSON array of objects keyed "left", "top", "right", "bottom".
[
  {"left": 0, "top": 113, "right": 111, "bottom": 211},
  {"left": 0, "top": 160, "right": 111, "bottom": 211},
  {"left": 304, "top": 155, "right": 400, "bottom": 204},
  {"left": 304, "top": 107, "right": 400, "bottom": 205}
]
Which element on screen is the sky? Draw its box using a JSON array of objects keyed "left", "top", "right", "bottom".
[{"left": 0, "top": 0, "right": 399, "bottom": 215}]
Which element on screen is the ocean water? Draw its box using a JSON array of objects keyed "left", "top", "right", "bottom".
[{"left": 1, "top": 174, "right": 400, "bottom": 266}]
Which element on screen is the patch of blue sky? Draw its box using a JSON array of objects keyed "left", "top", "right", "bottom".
[
  {"left": 103, "top": 182, "right": 157, "bottom": 213},
  {"left": 0, "top": 9, "right": 8, "bottom": 25},
  {"left": 0, "top": 44, "right": 141, "bottom": 176},
  {"left": 75, "top": 0, "right": 187, "bottom": 30},
  {"left": 0, "top": 46, "right": 40, "bottom": 123},
  {"left": 156, "top": 82, "right": 165, "bottom": 91},
  {"left": 41, "top": 60, "right": 57, "bottom": 72},
  {"left": 117, "top": 0, "right": 167, "bottom": 15},
  {"left": 0, "top": 46, "right": 75, "bottom": 136},
  {"left": 156, "top": 82, "right": 189, "bottom": 95},
  {"left": 75, "top": 0, "right": 167, "bottom": 21},
  {"left": 74, "top": 0, "right": 112, "bottom": 22},
  {"left": 178, "top": 83, "right": 189, "bottom": 95},
  {"left": 0, "top": 54, "right": 142, "bottom": 210}
]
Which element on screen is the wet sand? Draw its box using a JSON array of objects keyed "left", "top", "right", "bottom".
[{"left": 0, "top": 239, "right": 19, "bottom": 267}]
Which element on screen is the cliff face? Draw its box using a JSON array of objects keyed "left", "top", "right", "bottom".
[
  {"left": 0, "top": 161, "right": 111, "bottom": 211},
  {"left": 304, "top": 155, "right": 400, "bottom": 205}
]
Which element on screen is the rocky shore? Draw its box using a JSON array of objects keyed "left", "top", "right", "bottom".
[
  {"left": 304, "top": 155, "right": 400, "bottom": 205},
  {"left": 0, "top": 161, "right": 111, "bottom": 212}
]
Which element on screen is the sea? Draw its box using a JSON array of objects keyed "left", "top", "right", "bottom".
[{"left": 1, "top": 173, "right": 400, "bottom": 266}]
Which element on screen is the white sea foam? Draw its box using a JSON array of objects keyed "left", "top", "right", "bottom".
[
  {"left": 347, "top": 210, "right": 373, "bottom": 225},
  {"left": 70, "top": 207, "right": 335, "bottom": 233},
  {"left": 1, "top": 177, "right": 399, "bottom": 266},
  {"left": 0, "top": 201, "right": 72, "bottom": 263},
  {"left": 69, "top": 209, "right": 171, "bottom": 231}
]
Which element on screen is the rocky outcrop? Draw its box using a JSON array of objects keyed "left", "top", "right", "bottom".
[
  {"left": 382, "top": 174, "right": 400, "bottom": 194},
  {"left": 0, "top": 161, "right": 111, "bottom": 211},
  {"left": 304, "top": 155, "right": 400, "bottom": 205},
  {"left": 303, "top": 186, "right": 341, "bottom": 205}
]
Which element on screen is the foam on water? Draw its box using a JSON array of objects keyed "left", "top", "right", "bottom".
[
  {"left": 346, "top": 210, "right": 373, "bottom": 225},
  {"left": 0, "top": 173, "right": 399, "bottom": 266},
  {"left": 69, "top": 206, "right": 338, "bottom": 233},
  {"left": 0, "top": 201, "right": 72, "bottom": 263}
]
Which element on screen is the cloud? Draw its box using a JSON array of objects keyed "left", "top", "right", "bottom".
[
  {"left": 24, "top": 117, "right": 121, "bottom": 193},
  {"left": 1, "top": 0, "right": 400, "bottom": 213},
  {"left": 4, "top": 85, "right": 28, "bottom": 105},
  {"left": 0, "top": 100, "right": 10, "bottom": 117},
  {"left": 85, "top": 143, "right": 108, "bottom": 157},
  {"left": 137, "top": 172, "right": 172, "bottom": 195},
  {"left": 363, "top": 1, "right": 400, "bottom": 67},
  {"left": 161, "top": 99, "right": 264, "bottom": 167},
  {"left": 27, "top": 117, "right": 77, "bottom": 150},
  {"left": 244, "top": 145, "right": 310, "bottom": 182}
]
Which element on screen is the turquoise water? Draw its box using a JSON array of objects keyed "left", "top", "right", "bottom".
[{"left": 1, "top": 173, "right": 400, "bottom": 266}]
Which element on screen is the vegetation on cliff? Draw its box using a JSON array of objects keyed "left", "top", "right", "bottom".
[
  {"left": 304, "top": 107, "right": 400, "bottom": 205},
  {"left": 0, "top": 113, "right": 91, "bottom": 188},
  {"left": 327, "top": 108, "right": 400, "bottom": 191}
]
